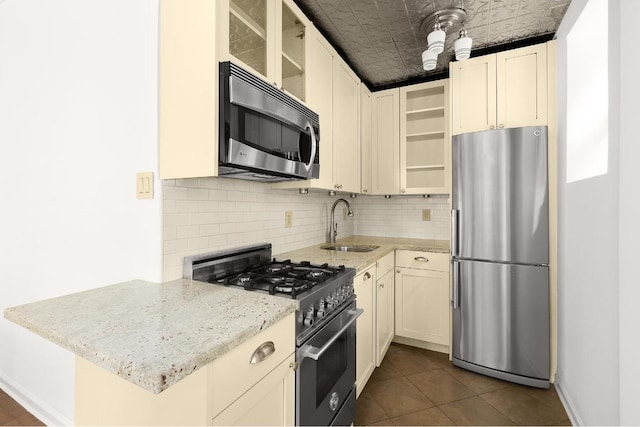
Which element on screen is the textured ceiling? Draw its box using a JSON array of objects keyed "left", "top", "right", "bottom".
[{"left": 293, "top": 0, "right": 571, "bottom": 89}]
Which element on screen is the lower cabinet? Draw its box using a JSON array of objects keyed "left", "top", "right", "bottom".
[
  {"left": 395, "top": 251, "right": 450, "bottom": 348},
  {"left": 375, "top": 252, "right": 395, "bottom": 366},
  {"left": 211, "top": 354, "right": 295, "bottom": 426},
  {"left": 74, "top": 313, "right": 296, "bottom": 426},
  {"left": 355, "top": 265, "right": 376, "bottom": 397}
]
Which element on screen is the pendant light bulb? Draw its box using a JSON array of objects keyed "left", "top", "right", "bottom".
[
  {"left": 422, "top": 48, "right": 438, "bottom": 71},
  {"left": 454, "top": 28, "right": 473, "bottom": 60},
  {"left": 427, "top": 20, "right": 445, "bottom": 54}
]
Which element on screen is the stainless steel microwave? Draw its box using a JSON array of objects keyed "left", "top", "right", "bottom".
[{"left": 218, "top": 62, "right": 320, "bottom": 182}]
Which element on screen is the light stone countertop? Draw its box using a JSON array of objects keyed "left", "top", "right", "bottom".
[
  {"left": 4, "top": 279, "right": 297, "bottom": 394},
  {"left": 276, "top": 235, "right": 450, "bottom": 273}
]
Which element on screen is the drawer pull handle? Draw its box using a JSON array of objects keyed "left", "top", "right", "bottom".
[
  {"left": 414, "top": 256, "right": 429, "bottom": 262},
  {"left": 250, "top": 341, "right": 275, "bottom": 364},
  {"left": 363, "top": 272, "right": 372, "bottom": 280}
]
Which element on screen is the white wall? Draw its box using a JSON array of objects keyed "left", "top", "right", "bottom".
[
  {"left": 555, "top": 0, "right": 640, "bottom": 424},
  {"left": 617, "top": 1, "right": 640, "bottom": 423},
  {"left": 0, "top": 1, "right": 162, "bottom": 424}
]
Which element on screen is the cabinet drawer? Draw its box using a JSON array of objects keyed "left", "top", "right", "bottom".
[
  {"left": 395, "top": 250, "right": 449, "bottom": 272},
  {"left": 210, "top": 313, "right": 295, "bottom": 417},
  {"left": 376, "top": 251, "right": 395, "bottom": 278}
]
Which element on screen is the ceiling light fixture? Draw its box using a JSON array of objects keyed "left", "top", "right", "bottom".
[{"left": 420, "top": 1, "right": 471, "bottom": 71}]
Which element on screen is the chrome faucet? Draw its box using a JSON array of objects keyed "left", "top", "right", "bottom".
[{"left": 329, "top": 198, "right": 354, "bottom": 243}]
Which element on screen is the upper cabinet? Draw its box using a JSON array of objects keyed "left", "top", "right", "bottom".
[
  {"left": 450, "top": 43, "right": 548, "bottom": 135},
  {"left": 360, "top": 84, "right": 372, "bottom": 195},
  {"left": 159, "top": 0, "right": 219, "bottom": 179},
  {"left": 399, "top": 80, "right": 450, "bottom": 194},
  {"left": 332, "top": 60, "right": 361, "bottom": 193},
  {"left": 273, "top": 29, "right": 360, "bottom": 193},
  {"left": 217, "top": 0, "right": 311, "bottom": 103},
  {"left": 370, "top": 89, "right": 400, "bottom": 195}
]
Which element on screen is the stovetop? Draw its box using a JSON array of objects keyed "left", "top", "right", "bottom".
[{"left": 217, "top": 259, "right": 347, "bottom": 299}]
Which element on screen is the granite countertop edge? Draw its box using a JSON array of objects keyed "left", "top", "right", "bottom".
[
  {"left": 275, "top": 235, "right": 450, "bottom": 273},
  {"left": 4, "top": 279, "right": 297, "bottom": 394}
]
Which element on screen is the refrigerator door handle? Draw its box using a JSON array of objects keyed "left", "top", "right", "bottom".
[
  {"left": 451, "top": 209, "right": 459, "bottom": 257},
  {"left": 452, "top": 260, "right": 460, "bottom": 309}
]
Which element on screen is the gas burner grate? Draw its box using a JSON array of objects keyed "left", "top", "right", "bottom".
[{"left": 216, "top": 259, "right": 346, "bottom": 298}]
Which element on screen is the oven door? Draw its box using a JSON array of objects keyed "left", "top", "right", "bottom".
[{"left": 296, "top": 301, "right": 362, "bottom": 426}]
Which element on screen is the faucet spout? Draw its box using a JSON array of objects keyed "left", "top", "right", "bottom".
[{"left": 329, "top": 198, "right": 354, "bottom": 243}]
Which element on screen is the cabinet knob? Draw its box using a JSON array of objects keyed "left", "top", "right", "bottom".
[
  {"left": 396, "top": 269, "right": 401, "bottom": 274},
  {"left": 363, "top": 272, "right": 372, "bottom": 280},
  {"left": 499, "top": 123, "right": 505, "bottom": 129},
  {"left": 401, "top": 189, "right": 406, "bottom": 193},
  {"left": 379, "top": 283, "right": 384, "bottom": 289},
  {"left": 490, "top": 125, "right": 495, "bottom": 130}
]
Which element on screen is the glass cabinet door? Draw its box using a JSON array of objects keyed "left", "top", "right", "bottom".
[
  {"left": 228, "top": 0, "right": 269, "bottom": 79},
  {"left": 280, "top": 1, "right": 306, "bottom": 101}
]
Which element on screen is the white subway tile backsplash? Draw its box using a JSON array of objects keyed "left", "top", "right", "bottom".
[
  {"left": 188, "top": 188, "right": 209, "bottom": 201},
  {"left": 162, "top": 177, "right": 449, "bottom": 281}
]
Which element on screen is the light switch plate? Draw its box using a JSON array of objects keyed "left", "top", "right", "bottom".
[
  {"left": 136, "top": 172, "right": 154, "bottom": 199},
  {"left": 422, "top": 209, "right": 431, "bottom": 221}
]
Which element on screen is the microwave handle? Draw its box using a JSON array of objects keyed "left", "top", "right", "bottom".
[{"left": 303, "top": 121, "right": 317, "bottom": 173}]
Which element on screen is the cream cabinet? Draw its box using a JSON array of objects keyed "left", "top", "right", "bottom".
[
  {"left": 75, "top": 313, "right": 296, "bottom": 426},
  {"left": 371, "top": 88, "right": 400, "bottom": 195},
  {"left": 395, "top": 251, "right": 449, "bottom": 349},
  {"left": 211, "top": 354, "right": 295, "bottom": 426},
  {"left": 375, "top": 252, "right": 395, "bottom": 366},
  {"left": 355, "top": 265, "right": 376, "bottom": 398},
  {"left": 159, "top": 0, "right": 219, "bottom": 179},
  {"left": 273, "top": 30, "right": 360, "bottom": 193},
  {"left": 399, "top": 80, "right": 450, "bottom": 194},
  {"left": 360, "top": 84, "right": 373, "bottom": 194},
  {"left": 450, "top": 43, "right": 548, "bottom": 135},
  {"left": 332, "top": 60, "right": 361, "bottom": 193},
  {"left": 217, "top": 0, "right": 311, "bottom": 103}
]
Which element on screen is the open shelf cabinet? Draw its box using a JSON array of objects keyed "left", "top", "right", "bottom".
[{"left": 400, "top": 80, "right": 450, "bottom": 194}]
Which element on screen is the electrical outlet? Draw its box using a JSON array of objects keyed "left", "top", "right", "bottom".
[
  {"left": 422, "top": 209, "right": 431, "bottom": 221},
  {"left": 285, "top": 211, "right": 293, "bottom": 228}
]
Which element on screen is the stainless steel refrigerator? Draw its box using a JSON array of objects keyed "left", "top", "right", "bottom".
[{"left": 451, "top": 126, "right": 550, "bottom": 389}]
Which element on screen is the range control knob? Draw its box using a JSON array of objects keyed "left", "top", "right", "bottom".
[{"left": 304, "top": 307, "right": 314, "bottom": 326}]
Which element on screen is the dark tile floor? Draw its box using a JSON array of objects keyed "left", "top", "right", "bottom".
[
  {"left": 356, "top": 343, "right": 571, "bottom": 426},
  {"left": 0, "top": 389, "right": 44, "bottom": 426}
]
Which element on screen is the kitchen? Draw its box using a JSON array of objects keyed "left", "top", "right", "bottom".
[{"left": 1, "top": 0, "right": 639, "bottom": 426}]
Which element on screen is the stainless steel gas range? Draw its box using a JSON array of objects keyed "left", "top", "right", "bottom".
[{"left": 183, "top": 244, "right": 361, "bottom": 426}]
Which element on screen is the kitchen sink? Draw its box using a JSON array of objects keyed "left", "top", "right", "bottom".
[{"left": 319, "top": 244, "right": 380, "bottom": 253}]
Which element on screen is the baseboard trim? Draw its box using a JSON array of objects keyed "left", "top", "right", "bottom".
[
  {"left": 0, "top": 371, "right": 73, "bottom": 426},
  {"left": 554, "top": 373, "right": 583, "bottom": 426},
  {"left": 392, "top": 336, "right": 449, "bottom": 354}
]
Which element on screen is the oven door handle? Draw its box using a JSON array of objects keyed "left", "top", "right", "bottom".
[{"left": 298, "top": 308, "right": 363, "bottom": 361}]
